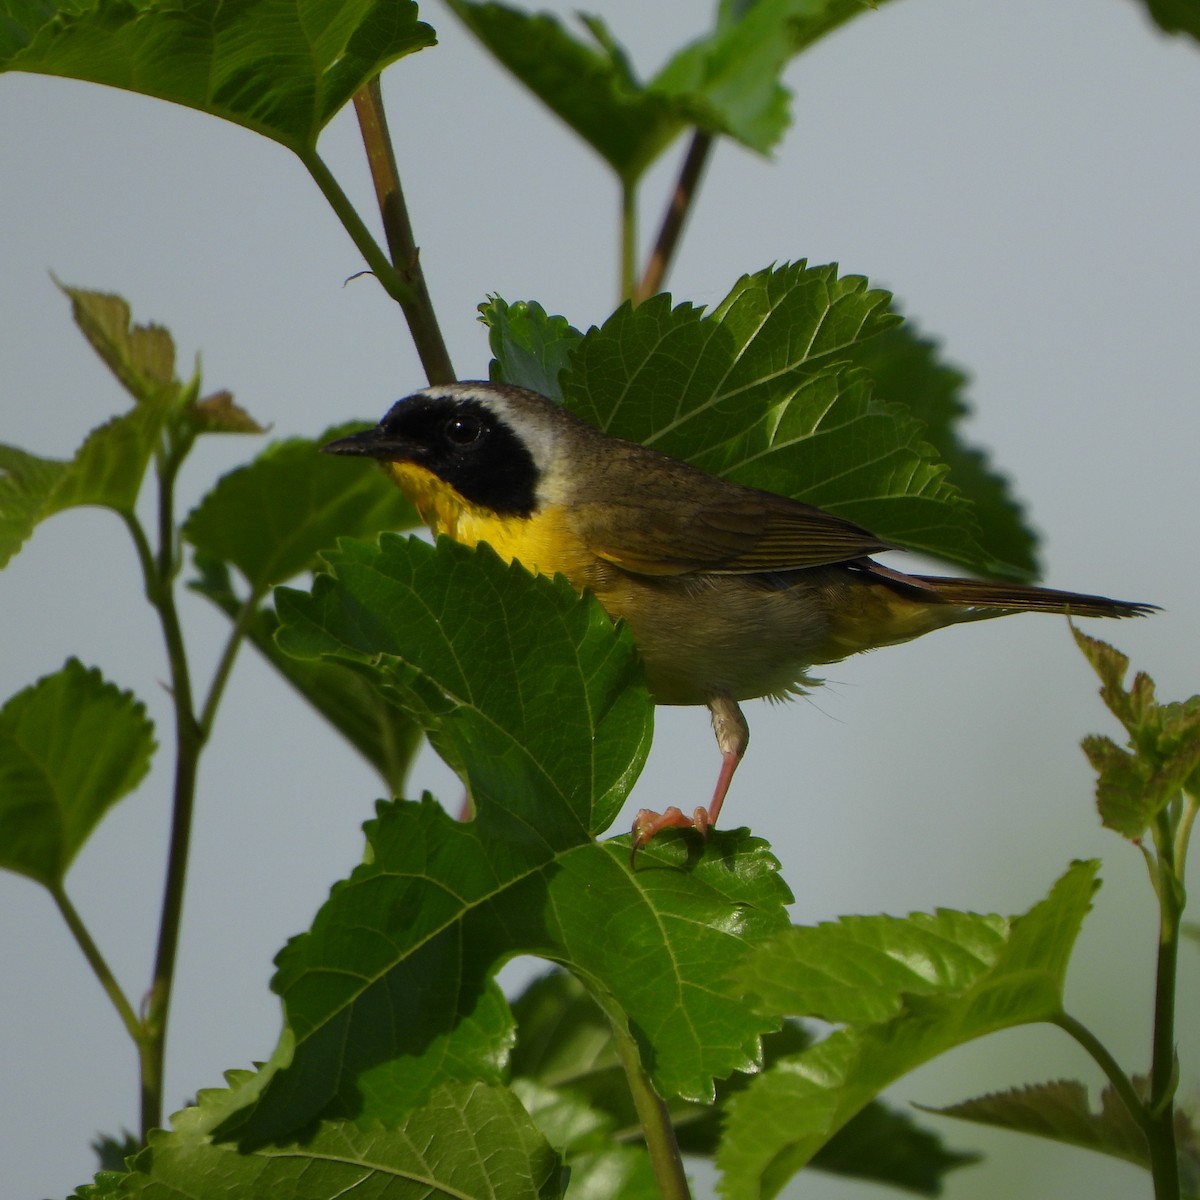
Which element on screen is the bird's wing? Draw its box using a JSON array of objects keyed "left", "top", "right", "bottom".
[{"left": 576, "top": 485, "right": 893, "bottom": 577}]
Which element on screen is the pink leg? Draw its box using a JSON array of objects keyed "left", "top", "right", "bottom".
[{"left": 630, "top": 695, "right": 749, "bottom": 863}]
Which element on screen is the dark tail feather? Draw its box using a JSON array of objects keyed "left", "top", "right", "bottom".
[{"left": 910, "top": 574, "right": 1157, "bottom": 619}]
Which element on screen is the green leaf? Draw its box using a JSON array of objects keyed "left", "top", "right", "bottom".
[
  {"left": 846, "top": 317, "right": 1039, "bottom": 579},
  {"left": 2, "top": 0, "right": 436, "bottom": 154},
  {"left": 1135, "top": 0, "right": 1200, "bottom": 39},
  {"left": 652, "top": 0, "right": 881, "bottom": 155},
  {"left": 928, "top": 1080, "right": 1200, "bottom": 1197},
  {"left": 1074, "top": 628, "right": 1200, "bottom": 837},
  {"left": 718, "top": 861, "right": 1100, "bottom": 1199},
  {"left": 231, "top": 535, "right": 789, "bottom": 1140},
  {"left": 444, "top": 1, "right": 688, "bottom": 184},
  {"left": 0, "top": 284, "right": 262, "bottom": 566},
  {"left": 563, "top": 261, "right": 993, "bottom": 570},
  {"left": 0, "top": 659, "right": 155, "bottom": 887},
  {"left": 190, "top": 555, "right": 421, "bottom": 795},
  {"left": 481, "top": 296, "right": 583, "bottom": 400},
  {"left": 509, "top": 972, "right": 974, "bottom": 1197},
  {"left": 183, "top": 423, "right": 420, "bottom": 593},
  {"left": 101, "top": 1077, "right": 564, "bottom": 1199}
]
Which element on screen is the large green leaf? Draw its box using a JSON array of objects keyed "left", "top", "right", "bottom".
[
  {"left": 561, "top": 261, "right": 998, "bottom": 571},
  {"left": 718, "top": 861, "right": 1100, "bottom": 1198},
  {"left": 1, "top": 0, "right": 436, "bottom": 153},
  {"left": 0, "top": 659, "right": 155, "bottom": 887},
  {"left": 228, "top": 535, "right": 790, "bottom": 1142},
  {"left": 482, "top": 282, "right": 1037, "bottom": 577},
  {"left": 93, "top": 1075, "right": 563, "bottom": 1199},
  {"left": 846, "top": 318, "right": 1039, "bottom": 579},
  {"left": 184, "top": 423, "right": 419, "bottom": 594}
]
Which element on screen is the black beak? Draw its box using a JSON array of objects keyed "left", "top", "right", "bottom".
[{"left": 321, "top": 426, "right": 410, "bottom": 461}]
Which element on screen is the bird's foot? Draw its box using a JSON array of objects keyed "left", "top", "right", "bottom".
[{"left": 629, "top": 805, "right": 711, "bottom": 865}]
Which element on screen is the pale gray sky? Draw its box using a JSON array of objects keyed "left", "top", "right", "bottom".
[{"left": 2, "top": 2, "right": 1197, "bottom": 1196}]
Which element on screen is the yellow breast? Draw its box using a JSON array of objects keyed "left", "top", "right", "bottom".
[{"left": 387, "top": 462, "right": 600, "bottom": 587}]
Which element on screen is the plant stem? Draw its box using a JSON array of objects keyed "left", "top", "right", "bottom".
[
  {"left": 1053, "top": 1012, "right": 1147, "bottom": 1131},
  {"left": 198, "top": 588, "right": 264, "bottom": 739},
  {"left": 50, "top": 883, "right": 142, "bottom": 1046},
  {"left": 636, "top": 131, "right": 714, "bottom": 303},
  {"left": 621, "top": 181, "right": 638, "bottom": 303},
  {"left": 1144, "top": 808, "right": 1183, "bottom": 1198},
  {"left": 298, "top": 146, "right": 418, "bottom": 312},
  {"left": 352, "top": 77, "right": 456, "bottom": 385},
  {"left": 608, "top": 1017, "right": 692, "bottom": 1200},
  {"left": 124, "top": 447, "right": 206, "bottom": 1138}
]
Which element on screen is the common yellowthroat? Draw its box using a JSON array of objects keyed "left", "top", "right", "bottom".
[{"left": 324, "top": 381, "right": 1153, "bottom": 853}]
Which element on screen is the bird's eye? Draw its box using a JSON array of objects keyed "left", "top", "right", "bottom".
[{"left": 444, "top": 413, "right": 486, "bottom": 447}]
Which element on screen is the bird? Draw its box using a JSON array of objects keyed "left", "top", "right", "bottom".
[{"left": 323, "top": 381, "right": 1154, "bottom": 857}]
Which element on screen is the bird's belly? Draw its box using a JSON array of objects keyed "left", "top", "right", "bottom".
[{"left": 592, "top": 572, "right": 839, "bottom": 706}]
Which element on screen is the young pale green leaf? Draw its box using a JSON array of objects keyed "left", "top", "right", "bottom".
[
  {"left": 3, "top": 0, "right": 436, "bottom": 154},
  {"left": 481, "top": 297, "right": 583, "bottom": 400},
  {"left": 718, "top": 861, "right": 1100, "bottom": 1199},
  {"left": 231, "top": 536, "right": 790, "bottom": 1139},
  {"left": 562, "top": 262, "right": 992, "bottom": 570},
  {"left": 444, "top": 1, "right": 688, "bottom": 184},
  {"left": 1074, "top": 627, "right": 1200, "bottom": 836},
  {"left": 652, "top": 0, "right": 881, "bottom": 155},
  {"left": 58, "top": 282, "right": 177, "bottom": 402},
  {"left": 183, "top": 424, "right": 419, "bottom": 593},
  {"left": 190, "top": 555, "right": 421, "bottom": 795},
  {"left": 734, "top": 908, "right": 1011, "bottom": 1025},
  {"left": 0, "top": 659, "right": 154, "bottom": 887},
  {"left": 99, "top": 1077, "right": 563, "bottom": 1199}
]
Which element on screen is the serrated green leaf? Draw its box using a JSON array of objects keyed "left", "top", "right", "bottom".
[
  {"left": 718, "top": 861, "right": 1100, "bottom": 1199},
  {"left": 482, "top": 297, "right": 583, "bottom": 400},
  {"left": 0, "top": 659, "right": 155, "bottom": 886},
  {"left": 846, "top": 317, "right": 1039, "bottom": 578},
  {"left": 562, "top": 261, "right": 992, "bottom": 570},
  {"left": 275, "top": 535, "right": 651, "bottom": 837},
  {"left": 736, "top": 908, "right": 1011, "bottom": 1025},
  {"left": 102, "top": 1078, "right": 563, "bottom": 1199},
  {"left": 927, "top": 1079, "right": 1200, "bottom": 1197},
  {"left": 190, "top": 554, "right": 421, "bottom": 795},
  {"left": 183, "top": 423, "right": 420, "bottom": 593},
  {"left": 3, "top": 0, "right": 436, "bottom": 153},
  {"left": 444, "top": 1, "right": 687, "bottom": 184},
  {"left": 230, "top": 535, "right": 789, "bottom": 1139}
]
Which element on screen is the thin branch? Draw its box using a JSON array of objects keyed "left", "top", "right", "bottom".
[
  {"left": 1052, "top": 1012, "right": 1146, "bottom": 1129},
  {"left": 124, "top": 452, "right": 205, "bottom": 1138},
  {"left": 635, "top": 131, "right": 714, "bottom": 303},
  {"left": 352, "top": 77, "right": 456, "bottom": 385},
  {"left": 50, "top": 882, "right": 143, "bottom": 1046},
  {"left": 620, "top": 181, "right": 638, "bottom": 304}
]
